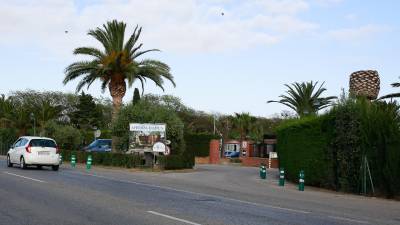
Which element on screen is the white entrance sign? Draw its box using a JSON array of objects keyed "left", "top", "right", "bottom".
[
  {"left": 130, "top": 123, "right": 166, "bottom": 132},
  {"left": 129, "top": 123, "right": 167, "bottom": 153}
]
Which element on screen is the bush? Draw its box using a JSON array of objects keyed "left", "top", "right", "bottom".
[
  {"left": 0, "top": 128, "right": 17, "bottom": 154},
  {"left": 230, "top": 158, "right": 242, "bottom": 163},
  {"left": 185, "top": 133, "right": 219, "bottom": 157},
  {"left": 44, "top": 121, "right": 83, "bottom": 150},
  {"left": 61, "top": 150, "right": 143, "bottom": 168},
  {"left": 159, "top": 155, "right": 186, "bottom": 170}
]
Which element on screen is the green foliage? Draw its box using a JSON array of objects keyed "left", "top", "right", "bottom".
[
  {"left": 232, "top": 112, "right": 256, "bottom": 141},
  {"left": 70, "top": 92, "right": 103, "bottom": 129},
  {"left": 44, "top": 121, "right": 83, "bottom": 150},
  {"left": 132, "top": 88, "right": 141, "bottom": 105},
  {"left": 0, "top": 128, "right": 17, "bottom": 155},
  {"left": 230, "top": 158, "right": 242, "bottom": 163},
  {"left": 268, "top": 81, "right": 337, "bottom": 117},
  {"left": 61, "top": 150, "right": 142, "bottom": 168},
  {"left": 276, "top": 115, "right": 336, "bottom": 188},
  {"left": 379, "top": 76, "right": 400, "bottom": 99},
  {"left": 185, "top": 133, "right": 219, "bottom": 157},
  {"left": 158, "top": 154, "right": 192, "bottom": 170},
  {"left": 277, "top": 96, "right": 400, "bottom": 197},
  {"left": 63, "top": 20, "right": 175, "bottom": 94},
  {"left": 112, "top": 100, "right": 185, "bottom": 154}
]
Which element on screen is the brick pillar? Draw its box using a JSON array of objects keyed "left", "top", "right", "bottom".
[{"left": 209, "top": 139, "right": 220, "bottom": 164}]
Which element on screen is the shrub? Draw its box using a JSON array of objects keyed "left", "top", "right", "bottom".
[
  {"left": 0, "top": 128, "right": 17, "bottom": 154},
  {"left": 61, "top": 150, "right": 143, "bottom": 168},
  {"left": 44, "top": 121, "right": 83, "bottom": 150},
  {"left": 230, "top": 158, "right": 242, "bottom": 163}
]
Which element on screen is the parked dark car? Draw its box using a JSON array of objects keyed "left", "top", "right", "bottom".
[
  {"left": 84, "top": 139, "right": 112, "bottom": 152},
  {"left": 224, "top": 151, "right": 240, "bottom": 158}
]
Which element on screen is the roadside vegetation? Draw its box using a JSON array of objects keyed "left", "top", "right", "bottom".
[{"left": 276, "top": 91, "right": 400, "bottom": 198}]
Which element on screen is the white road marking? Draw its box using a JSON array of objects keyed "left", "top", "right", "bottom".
[
  {"left": 147, "top": 211, "right": 201, "bottom": 225},
  {"left": 70, "top": 171, "right": 310, "bottom": 214},
  {"left": 328, "top": 216, "right": 370, "bottom": 224},
  {"left": 3, "top": 172, "right": 46, "bottom": 183}
]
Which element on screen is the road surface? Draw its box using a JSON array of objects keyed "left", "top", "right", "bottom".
[{"left": 0, "top": 158, "right": 399, "bottom": 225}]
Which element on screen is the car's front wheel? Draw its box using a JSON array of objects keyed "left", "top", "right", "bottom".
[
  {"left": 20, "top": 157, "right": 27, "bottom": 170},
  {"left": 52, "top": 165, "right": 59, "bottom": 171},
  {"left": 7, "top": 155, "right": 13, "bottom": 167}
]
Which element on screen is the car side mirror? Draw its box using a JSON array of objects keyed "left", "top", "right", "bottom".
[{"left": 10, "top": 145, "right": 14, "bottom": 149}]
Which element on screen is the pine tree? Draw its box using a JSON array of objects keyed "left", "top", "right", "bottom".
[
  {"left": 70, "top": 92, "right": 101, "bottom": 129},
  {"left": 132, "top": 88, "right": 141, "bottom": 105}
]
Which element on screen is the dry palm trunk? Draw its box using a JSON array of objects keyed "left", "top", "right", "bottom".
[
  {"left": 349, "top": 70, "right": 380, "bottom": 100},
  {"left": 109, "top": 75, "right": 126, "bottom": 153}
]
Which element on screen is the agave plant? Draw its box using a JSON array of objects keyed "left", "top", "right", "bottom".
[
  {"left": 267, "top": 81, "right": 337, "bottom": 117},
  {"left": 379, "top": 77, "right": 400, "bottom": 100}
]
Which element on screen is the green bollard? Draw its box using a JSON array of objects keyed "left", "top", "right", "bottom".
[
  {"left": 259, "top": 165, "right": 266, "bottom": 179},
  {"left": 279, "top": 168, "right": 285, "bottom": 186},
  {"left": 86, "top": 155, "right": 92, "bottom": 170},
  {"left": 299, "top": 170, "right": 305, "bottom": 191},
  {"left": 71, "top": 154, "right": 76, "bottom": 168}
]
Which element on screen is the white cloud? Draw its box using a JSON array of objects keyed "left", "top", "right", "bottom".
[
  {"left": 0, "top": 0, "right": 317, "bottom": 56},
  {"left": 313, "top": 0, "right": 344, "bottom": 6},
  {"left": 328, "top": 24, "right": 390, "bottom": 41},
  {"left": 344, "top": 13, "right": 358, "bottom": 21},
  {"left": 255, "top": 0, "right": 309, "bottom": 14}
]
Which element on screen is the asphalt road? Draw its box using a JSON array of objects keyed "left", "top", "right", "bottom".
[{"left": 0, "top": 158, "right": 399, "bottom": 225}]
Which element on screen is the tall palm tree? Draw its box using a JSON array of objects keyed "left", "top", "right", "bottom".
[
  {"left": 379, "top": 77, "right": 400, "bottom": 100},
  {"left": 63, "top": 20, "right": 175, "bottom": 151},
  {"left": 232, "top": 112, "right": 255, "bottom": 156},
  {"left": 267, "top": 81, "right": 337, "bottom": 117}
]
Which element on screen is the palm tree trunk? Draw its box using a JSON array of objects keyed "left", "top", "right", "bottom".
[{"left": 109, "top": 76, "right": 126, "bottom": 153}]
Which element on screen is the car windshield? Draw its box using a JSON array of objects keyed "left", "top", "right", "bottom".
[
  {"left": 30, "top": 139, "right": 57, "bottom": 148},
  {"left": 89, "top": 140, "right": 111, "bottom": 147}
]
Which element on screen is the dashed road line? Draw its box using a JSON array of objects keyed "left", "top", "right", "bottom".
[
  {"left": 3, "top": 172, "right": 46, "bottom": 183},
  {"left": 328, "top": 215, "right": 370, "bottom": 224},
  {"left": 147, "top": 211, "right": 201, "bottom": 225}
]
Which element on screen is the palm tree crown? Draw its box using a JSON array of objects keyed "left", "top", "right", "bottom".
[
  {"left": 267, "top": 81, "right": 337, "bottom": 117},
  {"left": 379, "top": 77, "right": 400, "bottom": 100},
  {"left": 63, "top": 20, "right": 175, "bottom": 119}
]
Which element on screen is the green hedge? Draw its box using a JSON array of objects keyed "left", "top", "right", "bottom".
[
  {"left": 276, "top": 98, "right": 400, "bottom": 197},
  {"left": 61, "top": 149, "right": 194, "bottom": 170},
  {"left": 61, "top": 150, "right": 143, "bottom": 168},
  {"left": 185, "top": 133, "right": 219, "bottom": 157},
  {"left": 276, "top": 115, "right": 335, "bottom": 189}
]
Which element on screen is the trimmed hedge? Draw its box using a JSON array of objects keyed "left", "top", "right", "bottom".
[
  {"left": 61, "top": 149, "right": 194, "bottom": 170},
  {"left": 276, "top": 98, "right": 400, "bottom": 197},
  {"left": 61, "top": 150, "right": 143, "bottom": 168},
  {"left": 185, "top": 133, "right": 219, "bottom": 157},
  {"left": 276, "top": 115, "right": 335, "bottom": 189}
]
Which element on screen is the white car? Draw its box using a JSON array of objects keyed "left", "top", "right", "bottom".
[{"left": 7, "top": 136, "right": 60, "bottom": 171}]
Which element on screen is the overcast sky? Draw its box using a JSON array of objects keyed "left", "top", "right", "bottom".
[{"left": 0, "top": 0, "right": 399, "bottom": 117}]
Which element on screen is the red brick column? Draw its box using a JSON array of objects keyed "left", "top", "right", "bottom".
[{"left": 209, "top": 139, "right": 220, "bottom": 164}]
